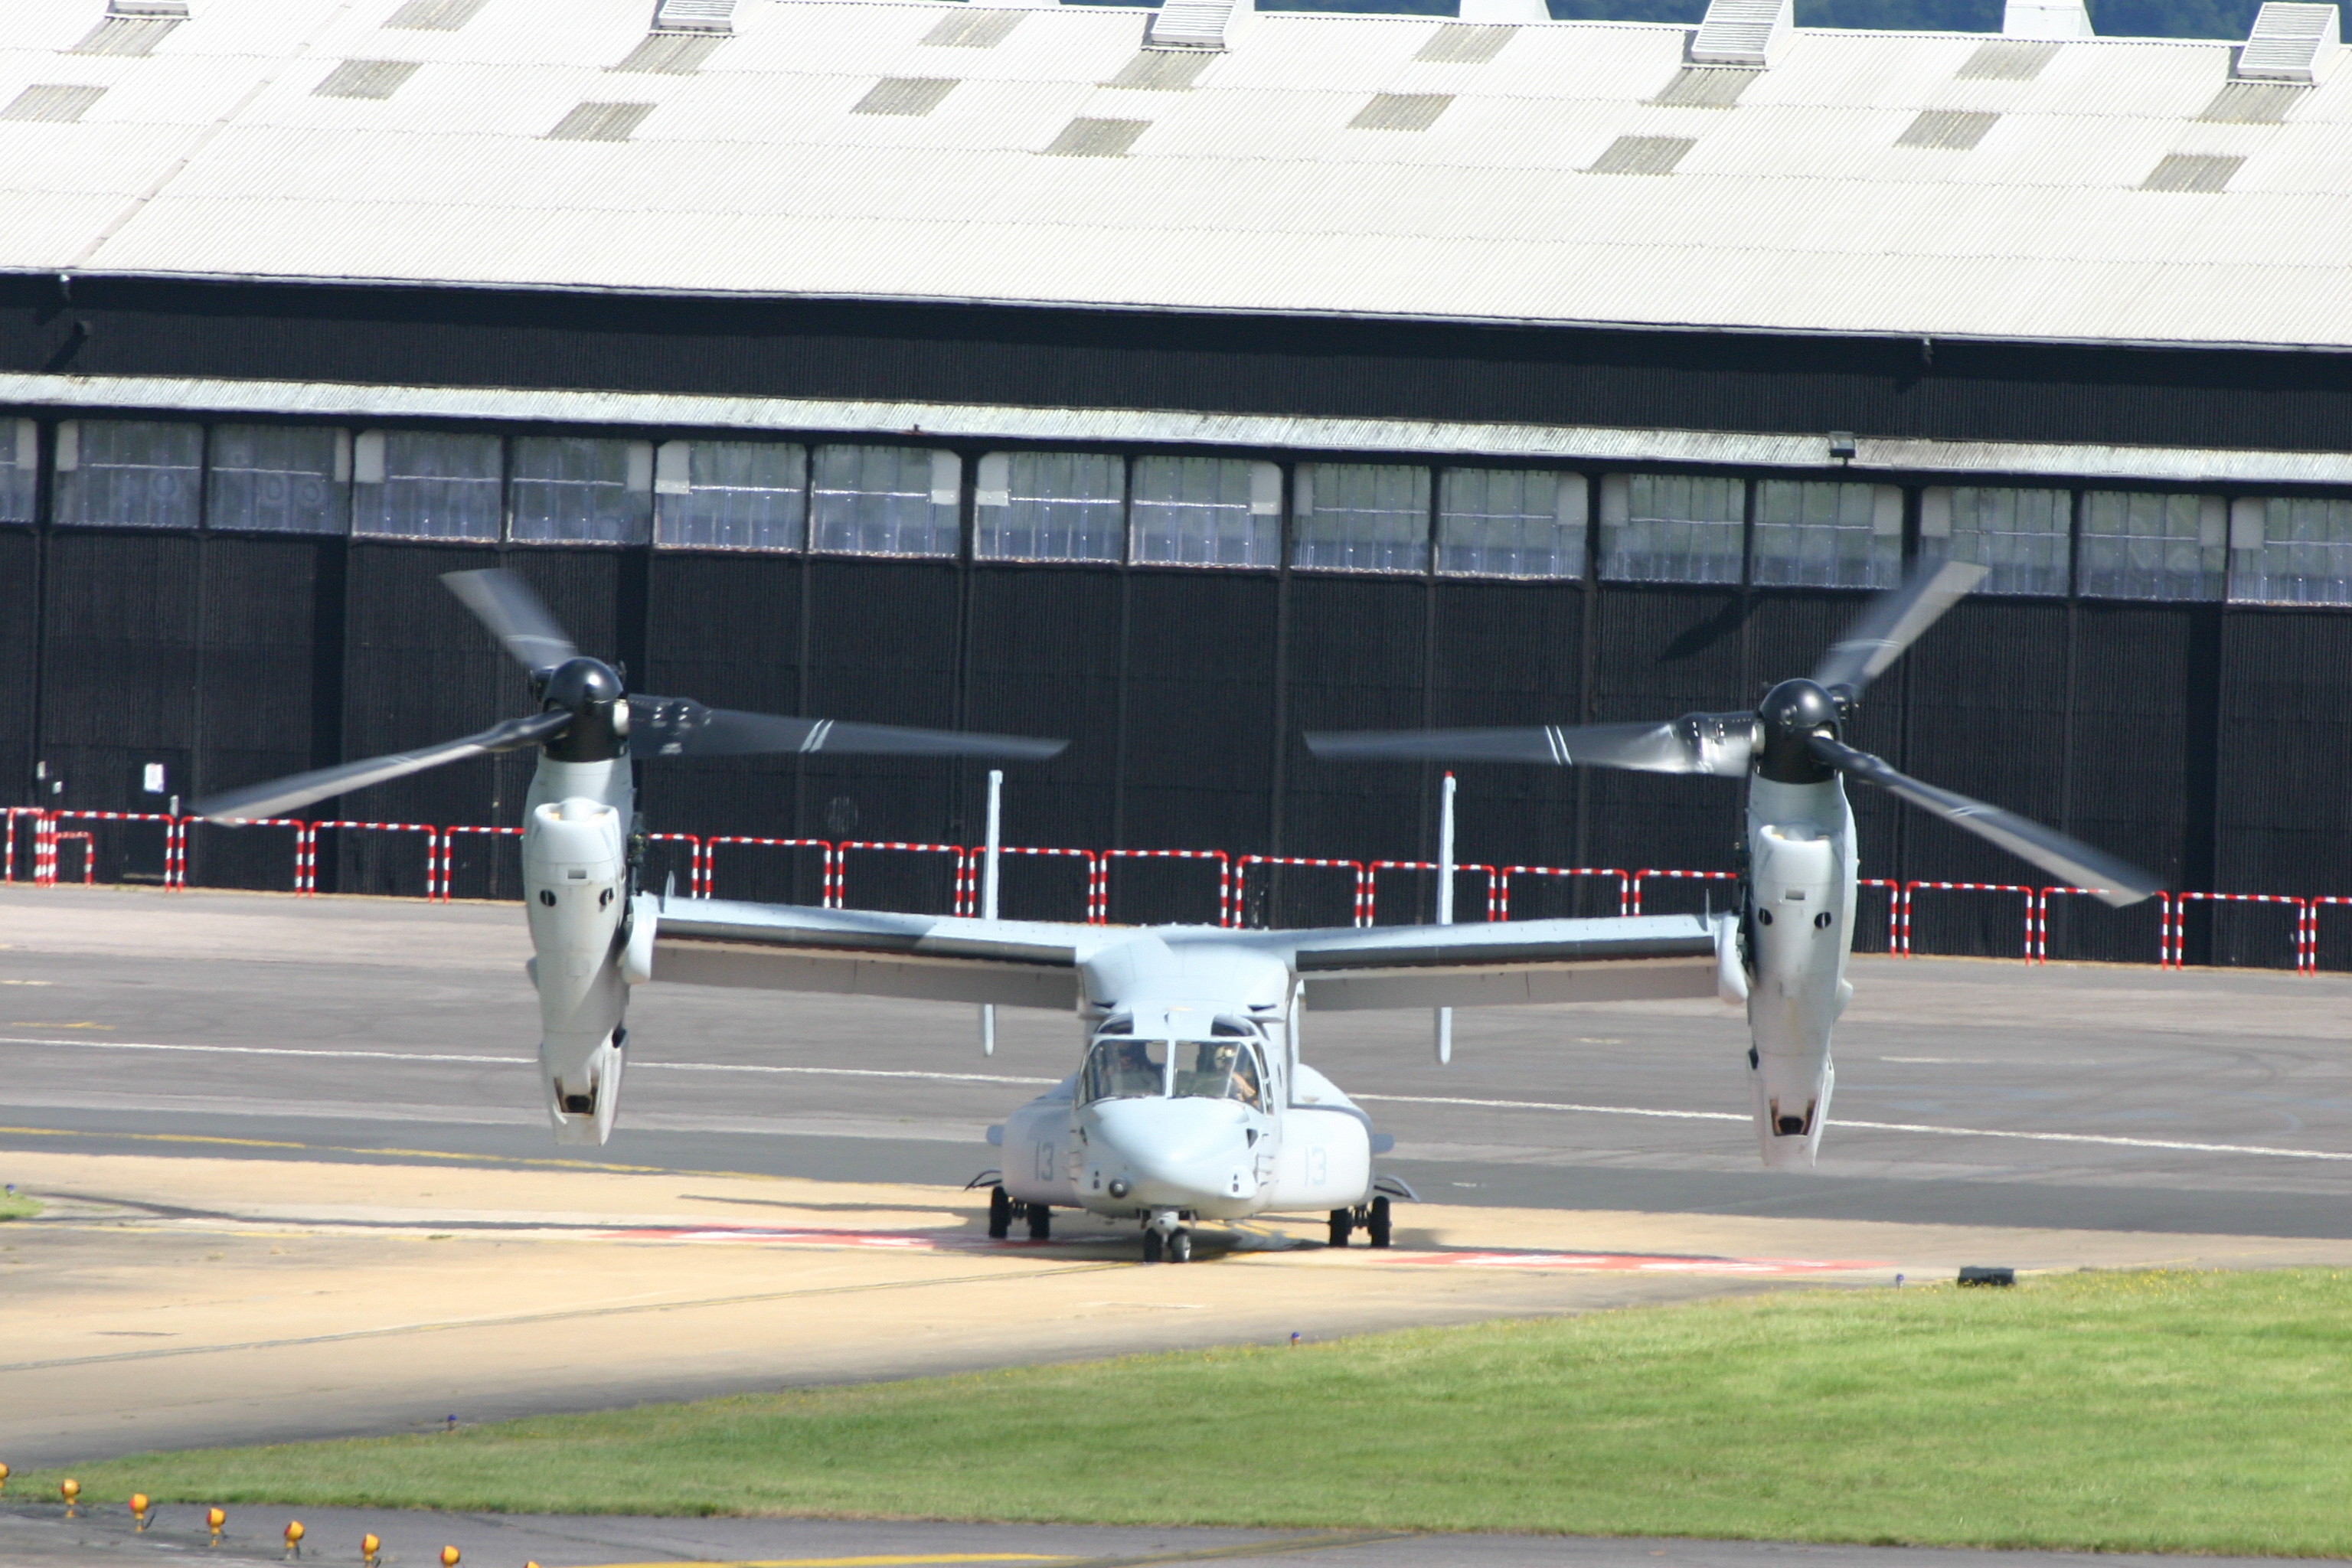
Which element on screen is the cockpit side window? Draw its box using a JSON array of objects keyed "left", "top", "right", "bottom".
[{"left": 1083, "top": 1037, "right": 1168, "bottom": 1102}]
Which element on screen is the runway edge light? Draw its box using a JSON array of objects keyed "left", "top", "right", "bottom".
[
  {"left": 207, "top": 1505, "right": 226, "bottom": 1545},
  {"left": 130, "top": 1493, "right": 149, "bottom": 1531},
  {"left": 60, "top": 1478, "right": 77, "bottom": 1517}
]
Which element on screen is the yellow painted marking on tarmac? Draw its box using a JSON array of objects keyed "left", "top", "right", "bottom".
[
  {"left": 566, "top": 1540, "right": 1420, "bottom": 1568},
  {"left": 0, "top": 1125, "right": 313, "bottom": 1152}
]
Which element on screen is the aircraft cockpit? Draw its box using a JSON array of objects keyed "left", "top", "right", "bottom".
[{"left": 1082, "top": 1027, "right": 1266, "bottom": 1109}]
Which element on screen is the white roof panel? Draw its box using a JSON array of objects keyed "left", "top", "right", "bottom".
[{"left": 11, "top": 0, "right": 2352, "bottom": 348}]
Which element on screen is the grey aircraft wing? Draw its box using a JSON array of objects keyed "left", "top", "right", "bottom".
[
  {"left": 648, "top": 897, "right": 1114, "bottom": 1011},
  {"left": 1239, "top": 914, "right": 1725, "bottom": 1011}
]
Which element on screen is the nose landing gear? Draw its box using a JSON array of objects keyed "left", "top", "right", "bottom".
[
  {"left": 1142, "top": 1209, "right": 1191, "bottom": 1263},
  {"left": 1328, "top": 1196, "right": 1393, "bottom": 1250}
]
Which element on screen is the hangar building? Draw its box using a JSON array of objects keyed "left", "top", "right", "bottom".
[{"left": 4, "top": 0, "right": 2351, "bottom": 962}]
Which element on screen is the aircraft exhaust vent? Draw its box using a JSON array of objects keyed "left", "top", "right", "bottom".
[
  {"left": 1689, "top": 0, "right": 1790, "bottom": 67},
  {"left": 2237, "top": 1, "right": 2340, "bottom": 80}
]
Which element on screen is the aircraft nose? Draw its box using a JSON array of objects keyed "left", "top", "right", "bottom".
[{"left": 1089, "top": 1099, "right": 1254, "bottom": 1201}]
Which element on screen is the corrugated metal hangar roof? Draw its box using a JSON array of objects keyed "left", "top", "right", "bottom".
[{"left": 4, "top": 0, "right": 2350, "bottom": 348}]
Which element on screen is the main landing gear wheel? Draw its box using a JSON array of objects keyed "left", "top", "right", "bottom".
[
  {"left": 1166, "top": 1228, "right": 1193, "bottom": 1263},
  {"left": 1367, "top": 1195, "right": 1393, "bottom": 1249},
  {"left": 988, "top": 1185, "right": 1013, "bottom": 1240},
  {"left": 1027, "top": 1204, "right": 1052, "bottom": 1242},
  {"left": 1328, "top": 1208, "right": 1353, "bottom": 1249},
  {"left": 1142, "top": 1228, "right": 1164, "bottom": 1263}
]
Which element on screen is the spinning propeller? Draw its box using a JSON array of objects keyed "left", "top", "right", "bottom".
[
  {"left": 191, "top": 568, "right": 1067, "bottom": 822},
  {"left": 1305, "top": 560, "right": 2159, "bottom": 908}
]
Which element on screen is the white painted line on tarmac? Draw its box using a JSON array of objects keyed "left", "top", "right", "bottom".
[
  {"left": 0, "top": 1036, "right": 1060, "bottom": 1086},
  {"left": 6, "top": 1036, "right": 2348, "bottom": 1163},
  {"left": 1347, "top": 1091, "right": 2352, "bottom": 1163}
]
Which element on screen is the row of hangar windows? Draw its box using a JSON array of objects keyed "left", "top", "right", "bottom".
[{"left": 3, "top": 416, "right": 2351, "bottom": 606}]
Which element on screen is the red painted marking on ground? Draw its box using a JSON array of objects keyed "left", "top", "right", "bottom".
[{"left": 1392, "top": 1250, "right": 1888, "bottom": 1275}]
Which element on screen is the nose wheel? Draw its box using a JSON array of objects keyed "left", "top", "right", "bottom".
[
  {"left": 1142, "top": 1211, "right": 1191, "bottom": 1263},
  {"left": 1328, "top": 1196, "right": 1393, "bottom": 1249}
]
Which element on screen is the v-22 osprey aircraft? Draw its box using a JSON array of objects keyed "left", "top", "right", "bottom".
[{"left": 195, "top": 570, "right": 1730, "bottom": 1263}]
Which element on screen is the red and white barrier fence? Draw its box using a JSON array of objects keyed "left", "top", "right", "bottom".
[
  {"left": 1234, "top": 855, "right": 1370, "bottom": 928},
  {"left": 1098, "top": 848, "right": 1231, "bottom": 926},
  {"left": 1494, "top": 865, "right": 1630, "bottom": 920},
  {"left": 836, "top": 841, "right": 971, "bottom": 916},
  {"left": 1364, "top": 860, "right": 1503, "bottom": 926},
  {"left": 2166, "top": 890, "right": 2312, "bottom": 972},
  {"left": 10, "top": 807, "right": 2351, "bottom": 974}
]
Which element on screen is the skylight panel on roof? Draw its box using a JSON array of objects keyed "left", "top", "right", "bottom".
[
  {"left": 1148, "top": 0, "right": 1236, "bottom": 51},
  {"left": 654, "top": 0, "right": 735, "bottom": 31},
  {"left": 1415, "top": 24, "right": 1514, "bottom": 64},
  {"left": 923, "top": 11, "right": 1024, "bottom": 48},
  {"left": 1044, "top": 116, "right": 1149, "bottom": 155},
  {"left": 1651, "top": 67, "right": 1757, "bottom": 106},
  {"left": 1690, "top": 0, "right": 1788, "bottom": 67},
  {"left": 2141, "top": 152, "right": 2243, "bottom": 189},
  {"left": 1587, "top": 135, "right": 1694, "bottom": 174},
  {"left": 615, "top": 34, "right": 727, "bottom": 73},
  {"left": 1107, "top": 50, "right": 1214, "bottom": 88},
  {"left": 2199, "top": 80, "right": 2307, "bottom": 120},
  {"left": 1896, "top": 109, "right": 1998, "bottom": 148},
  {"left": 314, "top": 59, "right": 421, "bottom": 100},
  {"left": 854, "top": 77, "right": 959, "bottom": 116},
  {"left": 1955, "top": 39, "right": 2060, "bottom": 79},
  {"left": 2239, "top": 1, "right": 2340, "bottom": 80},
  {"left": 1349, "top": 93, "right": 1451, "bottom": 130},
  {"left": 546, "top": 100, "right": 655, "bottom": 141},
  {"left": 2, "top": 84, "right": 107, "bottom": 123},
  {"left": 385, "top": 0, "right": 488, "bottom": 31}
]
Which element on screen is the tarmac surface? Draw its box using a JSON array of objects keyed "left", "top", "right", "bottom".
[
  {"left": 0, "top": 1506, "right": 2338, "bottom": 1568},
  {"left": 4, "top": 884, "right": 2351, "bottom": 1565}
]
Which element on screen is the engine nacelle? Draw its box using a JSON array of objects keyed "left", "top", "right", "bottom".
[
  {"left": 524, "top": 792, "right": 629, "bottom": 1144},
  {"left": 1743, "top": 775, "right": 1856, "bottom": 1171}
]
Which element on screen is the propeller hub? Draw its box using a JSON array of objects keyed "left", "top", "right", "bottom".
[
  {"left": 540, "top": 657, "right": 628, "bottom": 763},
  {"left": 1755, "top": 678, "right": 1841, "bottom": 785}
]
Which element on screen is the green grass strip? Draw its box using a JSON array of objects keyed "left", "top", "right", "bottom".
[
  {"left": 0, "top": 1189, "right": 38, "bottom": 1221},
  {"left": 26, "top": 1269, "right": 2352, "bottom": 1554}
]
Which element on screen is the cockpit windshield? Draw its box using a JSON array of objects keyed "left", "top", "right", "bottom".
[
  {"left": 1174, "top": 1040, "right": 1263, "bottom": 1109},
  {"left": 1083, "top": 1037, "right": 1169, "bottom": 1101},
  {"left": 1083, "top": 1035, "right": 1264, "bottom": 1108}
]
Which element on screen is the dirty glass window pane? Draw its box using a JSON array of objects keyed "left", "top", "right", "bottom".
[
  {"left": 55, "top": 419, "right": 203, "bottom": 529},
  {"left": 974, "top": 450, "right": 1124, "bottom": 562},
  {"left": 1922, "top": 487, "right": 2070, "bottom": 596},
  {"left": 810, "top": 445, "right": 959, "bottom": 557},
  {"left": 1131, "top": 456, "right": 1279, "bottom": 567},
  {"left": 1291, "top": 463, "right": 1429, "bottom": 572},
  {"left": 207, "top": 424, "right": 348, "bottom": 535},
  {"left": 1598, "top": 473, "right": 1744, "bottom": 584},
  {"left": 658, "top": 440, "right": 806, "bottom": 550},
  {"left": 510, "top": 436, "right": 652, "bottom": 544},
  {"left": 2228, "top": 497, "right": 2352, "bottom": 605},
  {"left": 355, "top": 430, "right": 503, "bottom": 540},
  {"left": 2080, "top": 491, "right": 2223, "bottom": 600},
  {"left": 1753, "top": 481, "right": 1902, "bottom": 589},
  {"left": 1436, "top": 469, "right": 1584, "bottom": 579},
  {"left": 1, "top": 418, "right": 35, "bottom": 524}
]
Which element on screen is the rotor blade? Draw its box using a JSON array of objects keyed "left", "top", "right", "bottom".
[
  {"left": 1810, "top": 559, "right": 1988, "bottom": 697},
  {"left": 189, "top": 710, "right": 572, "bottom": 822},
  {"left": 1807, "top": 734, "right": 2159, "bottom": 908},
  {"left": 442, "top": 568, "right": 579, "bottom": 674},
  {"left": 1305, "top": 714, "right": 1755, "bottom": 777},
  {"left": 629, "top": 697, "right": 1067, "bottom": 761}
]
